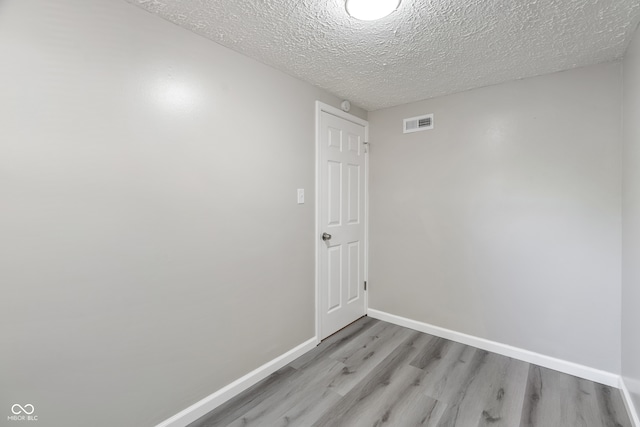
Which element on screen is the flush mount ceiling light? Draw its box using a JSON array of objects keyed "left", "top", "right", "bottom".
[{"left": 345, "top": 0, "right": 401, "bottom": 21}]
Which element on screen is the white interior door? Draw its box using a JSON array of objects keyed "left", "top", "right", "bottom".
[{"left": 318, "top": 108, "right": 367, "bottom": 340}]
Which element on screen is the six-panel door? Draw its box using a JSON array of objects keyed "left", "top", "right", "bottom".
[{"left": 319, "top": 111, "right": 366, "bottom": 339}]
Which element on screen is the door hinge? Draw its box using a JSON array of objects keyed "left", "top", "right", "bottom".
[{"left": 364, "top": 281, "right": 367, "bottom": 291}]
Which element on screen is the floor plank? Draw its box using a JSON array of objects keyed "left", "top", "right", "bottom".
[
  {"left": 311, "top": 332, "right": 422, "bottom": 426},
  {"left": 327, "top": 324, "right": 417, "bottom": 396},
  {"left": 188, "top": 366, "right": 299, "bottom": 427},
  {"left": 189, "top": 317, "right": 632, "bottom": 427},
  {"left": 289, "top": 316, "right": 377, "bottom": 371},
  {"left": 225, "top": 357, "right": 344, "bottom": 426},
  {"left": 475, "top": 355, "right": 530, "bottom": 427},
  {"left": 520, "top": 365, "right": 631, "bottom": 427}
]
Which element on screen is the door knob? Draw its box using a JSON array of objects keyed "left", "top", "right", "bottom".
[{"left": 322, "top": 232, "right": 332, "bottom": 241}]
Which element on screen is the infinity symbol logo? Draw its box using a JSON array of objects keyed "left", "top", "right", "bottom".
[{"left": 11, "top": 404, "right": 35, "bottom": 415}]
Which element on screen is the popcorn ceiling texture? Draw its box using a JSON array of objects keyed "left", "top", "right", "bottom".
[{"left": 127, "top": 0, "right": 640, "bottom": 111}]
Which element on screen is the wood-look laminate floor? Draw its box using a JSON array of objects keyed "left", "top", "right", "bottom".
[{"left": 189, "top": 317, "right": 631, "bottom": 427}]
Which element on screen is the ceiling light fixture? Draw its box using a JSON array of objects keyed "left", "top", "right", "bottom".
[{"left": 345, "top": 0, "right": 401, "bottom": 21}]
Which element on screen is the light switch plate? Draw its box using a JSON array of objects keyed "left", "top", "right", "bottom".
[{"left": 297, "top": 189, "right": 305, "bottom": 204}]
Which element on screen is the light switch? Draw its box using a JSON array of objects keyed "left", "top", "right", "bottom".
[{"left": 297, "top": 189, "right": 305, "bottom": 204}]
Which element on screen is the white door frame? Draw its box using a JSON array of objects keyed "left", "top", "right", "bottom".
[{"left": 315, "top": 101, "right": 370, "bottom": 343}]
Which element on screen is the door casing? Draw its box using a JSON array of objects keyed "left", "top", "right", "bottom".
[{"left": 315, "top": 101, "right": 370, "bottom": 343}]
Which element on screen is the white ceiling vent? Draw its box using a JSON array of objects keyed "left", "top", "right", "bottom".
[{"left": 403, "top": 114, "right": 433, "bottom": 134}]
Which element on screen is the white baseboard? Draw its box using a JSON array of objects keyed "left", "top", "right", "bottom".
[
  {"left": 620, "top": 377, "right": 640, "bottom": 427},
  {"left": 156, "top": 337, "right": 318, "bottom": 427},
  {"left": 367, "top": 309, "right": 620, "bottom": 388}
]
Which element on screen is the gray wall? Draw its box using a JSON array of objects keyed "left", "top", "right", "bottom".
[
  {"left": 0, "top": 1, "right": 364, "bottom": 426},
  {"left": 368, "top": 63, "right": 622, "bottom": 374},
  {"left": 623, "top": 22, "right": 640, "bottom": 416}
]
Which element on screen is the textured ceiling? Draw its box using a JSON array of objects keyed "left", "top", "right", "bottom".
[{"left": 128, "top": 0, "right": 640, "bottom": 111}]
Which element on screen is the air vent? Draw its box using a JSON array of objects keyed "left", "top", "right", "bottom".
[{"left": 403, "top": 114, "right": 434, "bottom": 134}]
